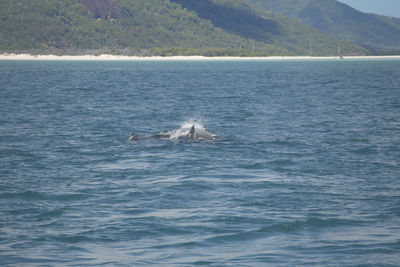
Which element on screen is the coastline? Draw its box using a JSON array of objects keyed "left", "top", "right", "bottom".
[{"left": 1, "top": 53, "right": 400, "bottom": 61}]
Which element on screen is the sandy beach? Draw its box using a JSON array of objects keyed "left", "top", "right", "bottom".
[{"left": 1, "top": 53, "right": 400, "bottom": 61}]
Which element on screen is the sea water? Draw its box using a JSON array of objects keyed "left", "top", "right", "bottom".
[{"left": 0, "top": 59, "right": 399, "bottom": 266}]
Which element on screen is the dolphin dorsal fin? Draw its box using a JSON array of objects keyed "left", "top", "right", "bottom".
[{"left": 189, "top": 125, "right": 195, "bottom": 139}]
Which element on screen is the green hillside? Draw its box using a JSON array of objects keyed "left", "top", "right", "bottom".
[
  {"left": 0, "top": 0, "right": 366, "bottom": 56},
  {"left": 171, "top": 0, "right": 365, "bottom": 56},
  {"left": 249, "top": 0, "right": 400, "bottom": 54}
]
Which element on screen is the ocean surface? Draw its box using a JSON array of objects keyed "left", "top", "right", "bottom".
[{"left": 0, "top": 59, "right": 399, "bottom": 266}]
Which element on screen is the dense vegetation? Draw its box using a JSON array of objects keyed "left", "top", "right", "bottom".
[
  {"left": 0, "top": 0, "right": 369, "bottom": 56},
  {"left": 250, "top": 0, "right": 400, "bottom": 54}
]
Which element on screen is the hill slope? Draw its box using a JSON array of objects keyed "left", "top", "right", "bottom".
[
  {"left": 249, "top": 0, "right": 400, "bottom": 54},
  {"left": 0, "top": 0, "right": 366, "bottom": 56},
  {"left": 171, "top": 0, "right": 367, "bottom": 56}
]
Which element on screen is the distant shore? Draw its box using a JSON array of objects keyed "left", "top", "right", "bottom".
[{"left": 1, "top": 53, "right": 400, "bottom": 61}]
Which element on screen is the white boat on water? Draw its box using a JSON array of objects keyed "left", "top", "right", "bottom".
[{"left": 338, "top": 44, "right": 344, "bottom": 59}]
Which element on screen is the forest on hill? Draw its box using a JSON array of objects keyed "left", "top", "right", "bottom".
[
  {"left": 0, "top": 0, "right": 384, "bottom": 56},
  {"left": 250, "top": 0, "right": 400, "bottom": 54}
]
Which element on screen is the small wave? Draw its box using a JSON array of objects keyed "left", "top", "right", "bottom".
[
  {"left": 266, "top": 139, "right": 310, "bottom": 149},
  {"left": 151, "top": 240, "right": 208, "bottom": 250},
  {"left": 99, "top": 158, "right": 152, "bottom": 170},
  {"left": 199, "top": 217, "right": 366, "bottom": 246},
  {"left": 267, "top": 158, "right": 295, "bottom": 166},
  {"left": 53, "top": 234, "right": 92, "bottom": 243},
  {"left": 66, "top": 245, "right": 91, "bottom": 253},
  {"left": 0, "top": 190, "right": 46, "bottom": 200},
  {"left": 238, "top": 161, "right": 266, "bottom": 170},
  {"left": 259, "top": 217, "right": 364, "bottom": 233},
  {"left": 393, "top": 207, "right": 400, "bottom": 217},
  {"left": 1, "top": 191, "right": 89, "bottom": 207},
  {"left": 53, "top": 193, "right": 92, "bottom": 202},
  {"left": 203, "top": 230, "right": 260, "bottom": 245},
  {"left": 37, "top": 208, "right": 66, "bottom": 221},
  {"left": 349, "top": 145, "right": 378, "bottom": 155}
]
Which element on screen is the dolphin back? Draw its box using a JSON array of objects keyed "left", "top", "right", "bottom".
[{"left": 192, "top": 127, "right": 217, "bottom": 140}]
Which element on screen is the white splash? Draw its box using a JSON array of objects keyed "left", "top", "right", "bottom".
[
  {"left": 128, "top": 118, "right": 217, "bottom": 142},
  {"left": 169, "top": 118, "right": 216, "bottom": 140}
]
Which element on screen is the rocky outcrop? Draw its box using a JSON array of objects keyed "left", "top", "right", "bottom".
[{"left": 79, "top": 0, "right": 128, "bottom": 20}]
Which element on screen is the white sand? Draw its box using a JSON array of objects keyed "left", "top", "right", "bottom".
[{"left": 1, "top": 53, "right": 400, "bottom": 61}]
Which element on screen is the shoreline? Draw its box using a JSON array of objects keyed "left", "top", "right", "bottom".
[{"left": 1, "top": 53, "right": 400, "bottom": 61}]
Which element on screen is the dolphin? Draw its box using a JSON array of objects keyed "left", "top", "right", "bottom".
[
  {"left": 128, "top": 133, "right": 140, "bottom": 141},
  {"left": 128, "top": 125, "right": 217, "bottom": 142},
  {"left": 185, "top": 125, "right": 217, "bottom": 140}
]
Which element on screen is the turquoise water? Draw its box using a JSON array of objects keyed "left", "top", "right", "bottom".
[{"left": 1, "top": 59, "right": 399, "bottom": 266}]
